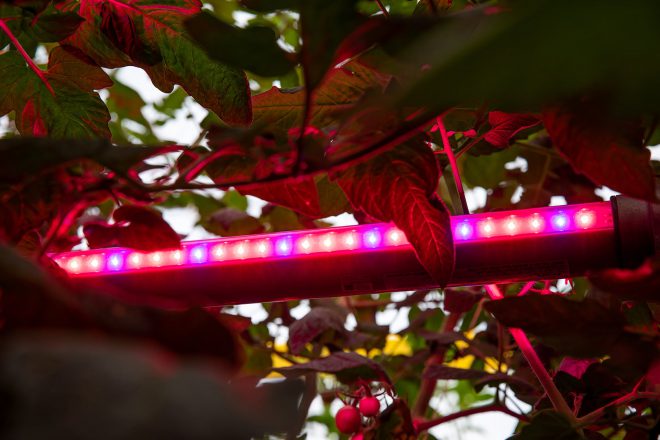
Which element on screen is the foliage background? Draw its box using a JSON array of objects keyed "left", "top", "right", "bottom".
[{"left": 0, "top": 0, "right": 659, "bottom": 439}]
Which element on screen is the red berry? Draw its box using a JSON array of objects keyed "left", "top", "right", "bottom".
[
  {"left": 351, "top": 433, "right": 364, "bottom": 440},
  {"left": 335, "top": 405, "right": 361, "bottom": 434},
  {"left": 359, "top": 396, "right": 380, "bottom": 417}
]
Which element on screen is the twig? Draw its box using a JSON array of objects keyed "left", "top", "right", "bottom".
[
  {"left": 576, "top": 380, "right": 658, "bottom": 426},
  {"left": 190, "top": 129, "right": 208, "bottom": 148},
  {"left": 374, "top": 0, "right": 390, "bottom": 17},
  {"left": 484, "top": 284, "right": 575, "bottom": 423},
  {"left": 517, "top": 281, "right": 535, "bottom": 296},
  {"left": 415, "top": 403, "right": 528, "bottom": 433},
  {"left": 437, "top": 116, "right": 469, "bottom": 214},
  {"left": 136, "top": 110, "right": 440, "bottom": 193},
  {"left": 292, "top": 88, "right": 314, "bottom": 175},
  {"left": 0, "top": 18, "right": 54, "bottom": 96},
  {"left": 466, "top": 297, "right": 485, "bottom": 330},
  {"left": 413, "top": 312, "right": 461, "bottom": 417}
]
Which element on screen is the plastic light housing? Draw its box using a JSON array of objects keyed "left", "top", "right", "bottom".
[
  {"left": 55, "top": 203, "right": 613, "bottom": 277},
  {"left": 50, "top": 198, "right": 658, "bottom": 308}
]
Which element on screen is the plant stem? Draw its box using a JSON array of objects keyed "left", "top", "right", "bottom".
[
  {"left": 416, "top": 403, "right": 528, "bottom": 433},
  {"left": 576, "top": 387, "right": 658, "bottom": 426},
  {"left": 484, "top": 284, "right": 575, "bottom": 423},
  {"left": 135, "top": 110, "right": 440, "bottom": 193},
  {"left": 412, "top": 312, "right": 460, "bottom": 417},
  {"left": 0, "top": 18, "right": 54, "bottom": 96},
  {"left": 374, "top": 0, "right": 390, "bottom": 17},
  {"left": 293, "top": 87, "right": 314, "bottom": 176},
  {"left": 437, "top": 117, "right": 469, "bottom": 214},
  {"left": 517, "top": 281, "right": 535, "bottom": 296}
]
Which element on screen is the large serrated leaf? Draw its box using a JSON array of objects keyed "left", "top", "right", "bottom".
[
  {"left": 240, "top": 175, "right": 350, "bottom": 219},
  {"left": 58, "top": 0, "right": 251, "bottom": 125},
  {"left": 252, "top": 63, "right": 390, "bottom": 140},
  {"left": 543, "top": 104, "right": 656, "bottom": 201},
  {"left": 184, "top": 11, "right": 295, "bottom": 77},
  {"left": 391, "top": 1, "right": 660, "bottom": 114},
  {"left": 0, "top": 46, "right": 111, "bottom": 138},
  {"left": 335, "top": 141, "right": 454, "bottom": 287}
]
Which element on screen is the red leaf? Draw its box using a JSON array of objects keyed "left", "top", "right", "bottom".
[
  {"left": 335, "top": 141, "right": 454, "bottom": 287},
  {"left": 288, "top": 307, "right": 346, "bottom": 354},
  {"left": 99, "top": 0, "right": 161, "bottom": 65},
  {"left": 483, "top": 111, "right": 540, "bottom": 148},
  {"left": 59, "top": 0, "right": 251, "bottom": 125},
  {"left": 21, "top": 99, "right": 48, "bottom": 136},
  {"left": 423, "top": 365, "right": 492, "bottom": 381},
  {"left": 242, "top": 177, "right": 322, "bottom": 219},
  {"left": 443, "top": 288, "right": 484, "bottom": 313},
  {"left": 112, "top": 205, "right": 181, "bottom": 251},
  {"left": 589, "top": 258, "right": 660, "bottom": 302},
  {"left": 241, "top": 175, "right": 349, "bottom": 219},
  {"left": 82, "top": 223, "right": 118, "bottom": 249},
  {"left": 558, "top": 357, "right": 598, "bottom": 380},
  {"left": 543, "top": 103, "right": 656, "bottom": 201},
  {"left": 84, "top": 206, "right": 181, "bottom": 251},
  {"left": 274, "top": 351, "right": 391, "bottom": 385}
]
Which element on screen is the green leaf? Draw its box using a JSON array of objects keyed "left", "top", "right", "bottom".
[
  {"left": 202, "top": 207, "right": 264, "bottom": 236},
  {"left": 185, "top": 11, "right": 295, "bottom": 77},
  {"left": 59, "top": 0, "right": 251, "bottom": 125},
  {"left": 0, "top": 46, "right": 111, "bottom": 138},
  {"left": 461, "top": 145, "right": 520, "bottom": 189},
  {"left": 394, "top": 1, "right": 660, "bottom": 114},
  {"left": 335, "top": 141, "right": 454, "bottom": 287},
  {"left": 299, "top": 0, "right": 365, "bottom": 90},
  {"left": 508, "top": 410, "right": 583, "bottom": 440},
  {"left": 252, "top": 63, "right": 390, "bottom": 141},
  {"left": 239, "top": 0, "right": 299, "bottom": 13},
  {"left": 106, "top": 76, "right": 159, "bottom": 144},
  {"left": 28, "top": 6, "right": 84, "bottom": 41},
  {"left": 221, "top": 190, "right": 248, "bottom": 211}
]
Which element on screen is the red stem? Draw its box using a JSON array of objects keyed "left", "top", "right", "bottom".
[
  {"left": 0, "top": 18, "right": 54, "bottom": 96},
  {"left": 416, "top": 403, "right": 528, "bottom": 433},
  {"left": 484, "top": 284, "right": 575, "bottom": 422},
  {"left": 437, "top": 117, "right": 469, "bottom": 214},
  {"left": 412, "top": 312, "right": 460, "bottom": 417},
  {"left": 374, "top": 0, "right": 390, "bottom": 17}
]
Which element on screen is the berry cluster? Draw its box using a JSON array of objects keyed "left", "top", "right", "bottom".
[{"left": 334, "top": 384, "right": 387, "bottom": 437}]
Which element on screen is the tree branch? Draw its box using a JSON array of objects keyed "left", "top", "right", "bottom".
[
  {"left": 576, "top": 385, "right": 659, "bottom": 426},
  {"left": 134, "top": 110, "right": 440, "bottom": 193},
  {"left": 415, "top": 403, "right": 528, "bottom": 433}
]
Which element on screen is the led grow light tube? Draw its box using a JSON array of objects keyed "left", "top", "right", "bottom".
[{"left": 52, "top": 197, "right": 659, "bottom": 308}]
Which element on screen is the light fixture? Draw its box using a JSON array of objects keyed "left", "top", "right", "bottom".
[{"left": 51, "top": 197, "right": 658, "bottom": 307}]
